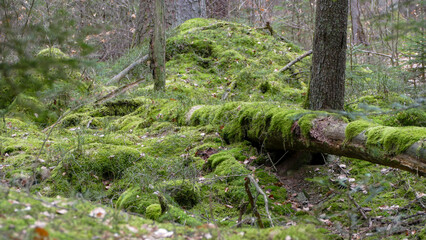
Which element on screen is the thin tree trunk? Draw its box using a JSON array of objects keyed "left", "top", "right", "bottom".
[
  {"left": 350, "top": 0, "right": 369, "bottom": 45},
  {"left": 309, "top": 0, "right": 349, "bottom": 110},
  {"left": 150, "top": 0, "right": 166, "bottom": 91}
]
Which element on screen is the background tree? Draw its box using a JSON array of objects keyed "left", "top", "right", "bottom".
[
  {"left": 150, "top": 0, "right": 166, "bottom": 91},
  {"left": 308, "top": 0, "right": 349, "bottom": 110},
  {"left": 350, "top": 0, "right": 369, "bottom": 45}
]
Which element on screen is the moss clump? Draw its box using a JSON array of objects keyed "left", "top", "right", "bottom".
[
  {"left": 159, "top": 206, "right": 201, "bottom": 226},
  {"left": 163, "top": 180, "right": 200, "bottom": 209},
  {"left": 145, "top": 204, "right": 162, "bottom": 220},
  {"left": 37, "top": 47, "right": 68, "bottom": 58},
  {"left": 94, "top": 98, "right": 146, "bottom": 117},
  {"left": 345, "top": 120, "right": 377, "bottom": 141},
  {"left": 365, "top": 126, "right": 426, "bottom": 154},
  {"left": 116, "top": 187, "right": 157, "bottom": 214},
  {"left": 384, "top": 108, "right": 426, "bottom": 127},
  {"left": 206, "top": 149, "right": 249, "bottom": 177}
]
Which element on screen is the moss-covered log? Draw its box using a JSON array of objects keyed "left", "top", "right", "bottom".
[{"left": 187, "top": 103, "right": 426, "bottom": 176}]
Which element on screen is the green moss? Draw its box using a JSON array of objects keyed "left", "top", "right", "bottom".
[
  {"left": 163, "top": 180, "right": 200, "bottom": 209},
  {"left": 37, "top": 47, "right": 68, "bottom": 58},
  {"left": 159, "top": 206, "right": 201, "bottom": 226},
  {"left": 365, "top": 126, "right": 426, "bottom": 154},
  {"left": 145, "top": 204, "right": 162, "bottom": 220},
  {"left": 384, "top": 108, "right": 426, "bottom": 127},
  {"left": 345, "top": 120, "right": 377, "bottom": 141},
  {"left": 116, "top": 187, "right": 156, "bottom": 214}
]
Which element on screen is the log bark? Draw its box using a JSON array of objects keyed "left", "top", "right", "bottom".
[{"left": 187, "top": 104, "right": 426, "bottom": 176}]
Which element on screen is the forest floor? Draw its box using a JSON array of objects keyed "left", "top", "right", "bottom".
[{"left": 1, "top": 18, "right": 425, "bottom": 239}]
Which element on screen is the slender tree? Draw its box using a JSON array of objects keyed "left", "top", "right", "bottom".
[
  {"left": 350, "top": 0, "right": 369, "bottom": 45},
  {"left": 308, "top": 0, "right": 349, "bottom": 110},
  {"left": 150, "top": 0, "right": 166, "bottom": 91}
]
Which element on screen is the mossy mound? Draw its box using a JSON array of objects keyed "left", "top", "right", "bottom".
[{"left": 155, "top": 18, "right": 310, "bottom": 104}]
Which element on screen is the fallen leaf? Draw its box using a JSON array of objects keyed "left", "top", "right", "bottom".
[{"left": 34, "top": 227, "right": 49, "bottom": 240}]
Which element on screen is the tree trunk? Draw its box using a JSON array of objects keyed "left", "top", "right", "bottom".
[
  {"left": 350, "top": 0, "right": 369, "bottom": 45},
  {"left": 207, "top": 0, "right": 228, "bottom": 19},
  {"left": 134, "top": 0, "right": 206, "bottom": 46},
  {"left": 174, "top": 0, "right": 206, "bottom": 27},
  {"left": 187, "top": 103, "right": 426, "bottom": 176},
  {"left": 309, "top": 0, "right": 349, "bottom": 111},
  {"left": 133, "top": 0, "right": 154, "bottom": 46},
  {"left": 150, "top": 0, "right": 166, "bottom": 91}
]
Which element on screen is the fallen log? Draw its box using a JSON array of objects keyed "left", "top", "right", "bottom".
[
  {"left": 279, "top": 50, "right": 313, "bottom": 72},
  {"left": 187, "top": 103, "right": 426, "bottom": 176},
  {"left": 107, "top": 54, "right": 148, "bottom": 85}
]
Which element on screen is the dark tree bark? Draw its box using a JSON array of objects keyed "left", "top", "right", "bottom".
[
  {"left": 150, "top": 0, "right": 166, "bottom": 91},
  {"left": 207, "top": 0, "right": 228, "bottom": 19},
  {"left": 350, "top": 0, "right": 369, "bottom": 45},
  {"left": 133, "top": 0, "right": 154, "bottom": 46},
  {"left": 309, "top": 0, "right": 349, "bottom": 111}
]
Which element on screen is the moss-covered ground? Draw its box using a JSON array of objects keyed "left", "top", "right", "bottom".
[{"left": 0, "top": 19, "right": 424, "bottom": 239}]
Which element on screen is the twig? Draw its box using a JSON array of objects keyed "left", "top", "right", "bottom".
[
  {"left": 279, "top": 50, "right": 313, "bottom": 72},
  {"left": 247, "top": 175, "right": 274, "bottom": 227},
  {"left": 357, "top": 50, "right": 392, "bottom": 59},
  {"left": 107, "top": 54, "right": 148, "bottom": 85},
  {"left": 236, "top": 201, "right": 248, "bottom": 228},
  {"left": 244, "top": 177, "right": 264, "bottom": 228},
  {"left": 266, "top": 152, "right": 278, "bottom": 172},
  {"left": 154, "top": 191, "right": 169, "bottom": 214},
  {"left": 347, "top": 193, "right": 369, "bottom": 223},
  {"left": 95, "top": 78, "right": 145, "bottom": 104}
]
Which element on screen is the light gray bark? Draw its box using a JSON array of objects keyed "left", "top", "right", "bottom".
[
  {"left": 350, "top": 0, "right": 369, "bottom": 45},
  {"left": 174, "top": 0, "right": 207, "bottom": 27}
]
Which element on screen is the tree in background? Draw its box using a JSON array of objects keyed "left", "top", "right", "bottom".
[
  {"left": 150, "top": 0, "right": 166, "bottom": 91},
  {"left": 350, "top": 0, "right": 369, "bottom": 45},
  {"left": 308, "top": 0, "right": 349, "bottom": 110}
]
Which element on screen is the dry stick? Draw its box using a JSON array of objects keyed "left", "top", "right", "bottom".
[
  {"left": 95, "top": 78, "right": 145, "bottom": 104},
  {"left": 357, "top": 50, "right": 392, "bottom": 59},
  {"left": 247, "top": 175, "right": 274, "bottom": 227},
  {"left": 266, "top": 152, "right": 278, "bottom": 172},
  {"left": 236, "top": 201, "right": 248, "bottom": 228},
  {"left": 244, "top": 177, "right": 264, "bottom": 228},
  {"left": 347, "top": 192, "right": 370, "bottom": 228},
  {"left": 279, "top": 50, "right": 313, "bottom": 72},
  {"left": 154, "top": 191, "right": 169, "bottom": 214},
  {"left": 106, "top": 54, "right": 148, "bottom": 85}
]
